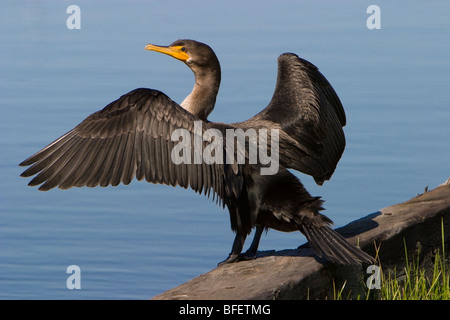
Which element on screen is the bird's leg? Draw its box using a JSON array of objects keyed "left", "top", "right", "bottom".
[
  {"left": 241, "top": 226, "right": 263, "bottom": 260},
  {"left": 218, "top": 232, "right": 247, "bottom": 266}
]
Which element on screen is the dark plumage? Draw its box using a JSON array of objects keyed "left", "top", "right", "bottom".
[{"left": 19, "top": 39, "right": 374, "bottom": 265}]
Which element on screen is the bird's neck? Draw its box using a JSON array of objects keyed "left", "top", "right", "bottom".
[{"left": 181, "top": 67, "right": 220, "bottom": 121}]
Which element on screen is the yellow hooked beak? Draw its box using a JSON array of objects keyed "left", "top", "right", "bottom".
[{"left": 145, "top": 44, "right": 190, "bottom": 62}]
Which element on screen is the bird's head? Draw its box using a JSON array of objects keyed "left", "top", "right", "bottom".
[
  {"left": 145, "top": 39, "right": 221, "bottom": 120},
  {"left": 145, "top": 39, "right": 219, "bottom": 71}
]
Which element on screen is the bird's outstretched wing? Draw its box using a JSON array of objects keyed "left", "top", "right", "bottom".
[
  {"left": 240, "top": 53, "right": 346, "bottom": 185},
  {"left": 19, "top": 88, "right": 241, "bottom": 203}
]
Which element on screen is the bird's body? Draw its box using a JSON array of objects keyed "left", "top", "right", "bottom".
[{"left": 20, "top": 40, "right": 374, "bottom": 265}]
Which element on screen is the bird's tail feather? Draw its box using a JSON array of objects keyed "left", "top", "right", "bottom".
[{"left": 300, "top": 224, "right": 374, "bottom": 265}]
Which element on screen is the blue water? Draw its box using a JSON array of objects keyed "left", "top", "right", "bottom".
[{"left": 1, "top": 1, "right": 449, "bottom": 299}]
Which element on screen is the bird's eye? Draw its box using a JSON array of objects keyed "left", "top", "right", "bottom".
[{"left": 180, "top": 47, "right": 186, "bottom": 52}]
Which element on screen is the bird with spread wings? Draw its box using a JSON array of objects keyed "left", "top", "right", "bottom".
[{"left": 20, "top": 39, "right": 374, "bottom": 265}]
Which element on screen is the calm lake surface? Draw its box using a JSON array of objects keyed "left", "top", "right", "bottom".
[{"left": 1, "top": 1, "right": 449, "bottom": 299}]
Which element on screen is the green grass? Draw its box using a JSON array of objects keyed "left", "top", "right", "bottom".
[
  {"left": 378, "top": 244, "right": 449, "bottom": 300},
  {"left": 335, "top": 219, "right": 449, "bottom": 300}
]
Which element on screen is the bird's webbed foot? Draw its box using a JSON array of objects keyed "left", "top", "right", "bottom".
[
  {"left": 218, "top": 253, "right": 241, "bottom": 266},
  {"left": 218, "top": 232, "right": 247, "bottom": 266},
  {"left": 217, "top": 251, "right": 257, "bottom": 266},
  {"left": 218, "top": 227, "right": 263, "bottom": 266},
  {"left": 240, "top": 249, "right": 257, "bottom": 261}
]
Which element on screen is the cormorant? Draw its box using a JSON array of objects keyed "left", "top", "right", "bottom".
[{"left": 19, "top": 39, "right": 374, "bottom": 265}]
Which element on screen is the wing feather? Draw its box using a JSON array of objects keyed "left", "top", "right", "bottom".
[
  {"left": 238, "top": 53, "right": 346, "bottom": 185},
  {"left": 19, "top": 88, "right": 240, "bottom": 204}
]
